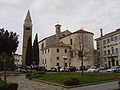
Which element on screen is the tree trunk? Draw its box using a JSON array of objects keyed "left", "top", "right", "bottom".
[{"left": 81, "top": 57, "right": 84, "bottom": 75}]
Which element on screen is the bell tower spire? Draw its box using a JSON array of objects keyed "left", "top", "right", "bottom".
[
  {"left": 22, "top": 10, "right": 32, "bottom": 66},
  {"left": 25, "top": 10, "right": 31, "bottom": 20}
]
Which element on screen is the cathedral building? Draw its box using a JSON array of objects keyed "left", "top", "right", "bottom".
[
  {"left": 39, "top": 24, "right": 95, "bottom": 70},
  {"left": 22, "top": 11, "right": 95, "bottom": 69}
]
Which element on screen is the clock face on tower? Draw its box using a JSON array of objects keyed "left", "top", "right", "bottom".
[{"left": 25, "top": 27, "right": 30, "bottom": 30}]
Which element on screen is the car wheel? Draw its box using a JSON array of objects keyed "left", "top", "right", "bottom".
[{"left": 114, "top": 70, "right": 116, "bottom": 73}]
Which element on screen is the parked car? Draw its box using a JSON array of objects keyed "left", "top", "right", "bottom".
[
  {"left": 60, "top": 66, "right": 77, "bottom": 72},
  {"left": 106, "top": 66, "right": 120, "bottom": 72},
  {"left": 69, "top": 66, "right": 77, "bottom": 72},
  {"left": 50, "top": 67, "right": 57, "bottom": 72},
  {"left": 80, "top": 66, "right": 86, "bottom": 70},
  {"left": 87, "top": 66, "right": 99, "bottom": 72},
  {"left": 99, "top": 65, "right": 105, "bottom": 70},
  {"left": 35, "top": 66, "right": 46, "bottom": 71},
  {"left": 60, "top": 67, "right": 69, "bottom": 72}
]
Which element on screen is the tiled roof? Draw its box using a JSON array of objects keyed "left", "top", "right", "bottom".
[
  {"left": 95, "top": 28, "right": 120, "bottom": 40},
  {"left": 13, "top": 54, "right": 22, "bottom": 56},
  {"left": 104, "top": 28, "right": 120, "bottom": 36},
  {"left": 73, "top": 29, "right": 94, "bottom": 35}
]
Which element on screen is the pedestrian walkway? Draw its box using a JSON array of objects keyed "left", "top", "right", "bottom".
[
  {"left": 1, "top": 74, "right": 119, "bottom": 90},
  {"left": 1, "top": 74, "right": 65, "bottom": 90}
]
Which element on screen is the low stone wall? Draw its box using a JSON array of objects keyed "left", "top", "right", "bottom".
[{"left": 0, "top": 72, "right": 20, "bottom": 76}]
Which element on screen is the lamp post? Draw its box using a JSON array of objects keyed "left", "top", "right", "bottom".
[
  {"left": 3, "top": 58, "right": 7, "bottom": 82},
  {"left": 62, "top": 56, "right": 67, "bottom": 71},
  {"left": 0, "top": 52, "right": 7, "bottom": 82}
]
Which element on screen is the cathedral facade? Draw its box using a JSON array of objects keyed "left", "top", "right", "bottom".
[{"left": 38, "top": 24, "right": 95, "bottom": 70}]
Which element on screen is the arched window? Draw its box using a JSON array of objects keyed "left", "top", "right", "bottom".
[
  {"left": 70, "top": 39, "right": 72, "bottom": 45},
  {"left": 41, "top": 43, "right": 44, "bottom": 49},
  {"left": 111, "top": 47, "right": 114, "bottom": 54}
]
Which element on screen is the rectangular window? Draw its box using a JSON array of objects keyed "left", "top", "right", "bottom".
[
  {"left": 104, "top": 50, "right": 106, "bottom": 56},
  {"left": 111, "top": 37, "right": 113, "bottom": 41},
  {"left": 57, "top": 57, "right": 59, "bottom": 60},
  {"left": 111, "top": 47, "right": 114, "bottom": 54},
  {"left": 45, "top": 59, "right": 46, "bottom": 64},
  {"left": 116, "top": 48, "right": 118, "bottom": 53},
  {"left": 114, "top": 36, "right": 118, "bottom": 41},
  {"left": 45, "top": 50, "right": 46, "bottom": 54},
  {"left": 65, "top": 49, "right": 67, "bottom": 53},
  {"left": 107, "top": 38, "right": 110, "bottom": 43},
  {"left": 97, "top": 42, "right": 100, "bottom": 46},
  {"left": 103, "top": 40, "right": 106, "bottom": 45},
  {"left": 70, "top": 39, "right": 72, "bottom": 45},
  {"left": 48, "top": 49, "right": 49, "bottom": 53},
  {"left": 42, "top": 59, "right": 44, "bottom": 64},
  {"left": 56, "top": 63, "right": 59, "bottom": 66},
  {"left": 108, "top": 50, "right": 110, "bottom": 54},
  {"left": 57, "top": 49, "right": 59, "bottom": 53}
]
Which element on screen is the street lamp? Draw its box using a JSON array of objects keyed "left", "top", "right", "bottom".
[
  {"left": 62, "top": 56, "right": 67, "bottom": 71},
  {"left": 3, "top": 58, "right": 7, "bottom": 82}
]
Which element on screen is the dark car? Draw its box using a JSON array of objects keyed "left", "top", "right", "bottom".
[
  {"left": 69, "top": 66, "right": 76, "bottom": 72},
  {"left": 35, "top": 66, "right": 46, "bottom": 71}
]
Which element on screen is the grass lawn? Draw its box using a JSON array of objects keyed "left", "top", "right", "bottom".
[{"left": 37, "top": 72, "right": 120, "bottom": 85}]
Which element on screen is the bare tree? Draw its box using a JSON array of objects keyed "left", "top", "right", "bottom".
[{"left": 73, "top": 33, "right": 93, "bottom": 75}]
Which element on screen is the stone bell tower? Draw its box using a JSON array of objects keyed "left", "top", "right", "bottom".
[
  {"left": 22, "top": 10, "right": 32, "bottom": 66},
  {"left": 55, "top": 24, "right": 61, "bottom": 43}
]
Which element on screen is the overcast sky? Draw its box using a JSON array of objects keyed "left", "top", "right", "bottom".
[{"left": 0, "top": 0, "right": 120, "bottom": 54}]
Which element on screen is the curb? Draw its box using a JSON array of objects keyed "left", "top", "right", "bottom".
[{"left": 33, "top": 79, "right": 117, "bottom": 89}]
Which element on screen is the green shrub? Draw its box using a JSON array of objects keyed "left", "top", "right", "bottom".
[
  {"left": 71, "top": 77, "right": 79, "bottom": 85},
  {"left": 0, "top": 79, "right": 7, "bottom": 87},
  {"left": 7, "top": 83, "right": 18, "bottom": 90},
  {"left": 0, "top": 83, "right": 18, "bottom": 90},
  {"left": 63, "top": 77, "right": 80, "bottom": 86}
]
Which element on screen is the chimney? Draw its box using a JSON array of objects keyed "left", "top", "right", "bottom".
[{"left": 100, "top": 29, "right": 103, "bottom": 37}]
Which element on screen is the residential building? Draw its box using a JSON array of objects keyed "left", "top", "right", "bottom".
[{"left": 95, "top": 28, "right": 120, "bottom": 67}]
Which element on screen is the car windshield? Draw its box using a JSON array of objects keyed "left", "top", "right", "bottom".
[{"left": 111, "top": 66, "right": 119, "bottom": 69}]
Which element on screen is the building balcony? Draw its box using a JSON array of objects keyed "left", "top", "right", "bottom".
[{"left": 106, "top": 53, "right": 118, "bottom": 58}]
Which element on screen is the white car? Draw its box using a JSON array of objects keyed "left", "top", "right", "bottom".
[
  {"left": 106, "top": 66, "right": 120, "bottom": 72},
  {"left": 60, "top": 67, "right": 69, "bottom": 72},
  {"left": 87, "top": 66, "right": 99, "bottom": 72}
]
